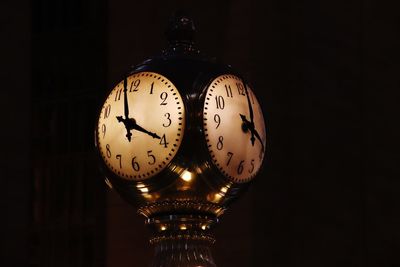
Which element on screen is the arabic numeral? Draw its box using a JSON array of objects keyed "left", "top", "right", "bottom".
[
  {"left": 249, "top": 159, "right": 255, "bottom": 173},
  {"left": 237, "top": 160, "right": 244, "bottom": 174},
  {"left": 159, "top": 134, "right": 169, "bottom": 148},
  {"left": 129, "top": 79, "right": 140, "bottom": 92},
  {"left": 150, "top": 82, "right": 154, "bottom": 94},
  {"left": 147, "top": 150, "right": 156, "bottom": 165},
  {"left": 160, "top": 92, "right": 168, "bottom": 105},
  {"left": 214, "top": 114, "right": 221, "bottom": 129},
  {"left": 106, "top": 144, "right": 111, "bottom": 158},
  {"left": 227, "top": 152, "right": 233, "bottom": 166},
  {"left": 163, "top": 113, "right": 171, "bottom": 127},
  {"left": 236, "top": 82, "right": 245, "bottom": 96},
  {"left": 225, "top": 84, "right": 233, "bottom": 97},
  {"left": 101, "top": 124, "right": 106, "bottom": 138},
  {"left": 103, "top": 104, "right": 111, "bottom": 119},
  {"left": 116, "top": 154, "right": 122, "bottom": 168},
  {"left": 131, "top": 157, "right": 140, "bottom": 172},
  {"left": 217, "top": 136, "right": 223, "bottom": 150},
  {"left": 215, "top": 95, "right": 225, "bottom": 109},
  {"left": 114, "top": 89, "right": 122, "bottom": 101}
]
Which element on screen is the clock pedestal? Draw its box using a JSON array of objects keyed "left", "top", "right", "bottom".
[
  {"left": 150, "top": 238, "right": 216, "bottom": 267},
  {"left": 146, "top": 214, "right": 217, "bottom": 266}
]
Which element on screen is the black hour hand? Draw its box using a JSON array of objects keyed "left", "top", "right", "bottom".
[
  {"left": 239, "top": 114, "right": 255, "bottom": 145},
  {"left": 240, "top": 114, "right": 264, "bottom": 155},
  {"left": 131, "top": 123, "right": 161, "bottom": 139},
  {"left": 116, "top": 115, "right": 124, "bottom": 123},
  {"left": 116, "top": 116, "right": 133, "bottom": 141},
  {"left": 117, "top": 116, "right": 160, "bottom": 141}
]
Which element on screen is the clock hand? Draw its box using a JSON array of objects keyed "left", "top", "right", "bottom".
[
  {"left": 123, "top": 77, "right": 129, "bottom": 119},
  {"left": 252, "top": 127, "right": 265, "bottom": 158},
  {"left": 243, "top": 82, "right": 255, "bottom": 146},
  {"left": 117, "top": 76, "right": 134, "bottom": 142},
  {"left": 130, "top": 120, "right": 161, "bottom": 139},
  {"left": 118, "top": 117, "right": 160, "bottom": 139},
  {"left": 117, "top": 76, "right": 160, "bottom": 141},
  {"left": 239, "top": 114, "right": 255, "bottom": 145},
  {"left": 243, "top": 83, "right": 254, "bottom": 123},
  {"left": 239, "top": 113, "right": 252, "bottom": 126},
  {"left": 117, "top": 115, "right": 133, "bottom": 141},
  {"left": 239, "top": 114, "right": 265, "bottom": 156}
]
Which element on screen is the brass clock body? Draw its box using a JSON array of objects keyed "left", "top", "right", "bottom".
[
  {"left": 94, "top": 19, "right": 268, "bottom": 259},
  {"left": 95, "top": 56, "right": 267, "bottom": 219},
  {"left": 94, "top": 15, "right": 268, "bottom": 267}
]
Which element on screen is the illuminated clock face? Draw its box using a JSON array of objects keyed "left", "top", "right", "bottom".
[
  {"left": 96, "top": 72, "right": 185, "bottom": 181},
  {"left": 203, "top": 74, "right": 266, "bottom": 183}
]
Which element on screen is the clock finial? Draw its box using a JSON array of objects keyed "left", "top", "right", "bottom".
[{"left": 166, "top": 11, "right": 195, "bottom": 46}]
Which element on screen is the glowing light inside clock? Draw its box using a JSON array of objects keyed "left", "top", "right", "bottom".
[
  {"left": 214, "top": 193, "right": 223, "bottom": 201},
  {"left": 180, "top": 170, "right": 192, "bottom": 182},
  {"left": 136, "top": 183, "right": 148, "bottom": 193},
  {"left": 142, "top": 193, "right": 152, "bottom": 200},
  {"left": 140, "top": 188, "right": 148, "bottom": 193}
]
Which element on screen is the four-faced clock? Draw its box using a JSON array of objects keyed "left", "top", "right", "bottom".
[
  {"left": 203, "top": 74, "right": 266, "bottom": 183},
  {"left": 96, "top": 71, "right": 185, "bottom": 181}
]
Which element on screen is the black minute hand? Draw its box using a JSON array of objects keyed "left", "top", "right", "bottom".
[
  {"left": 116, "top": 77, "right": 161, "bottom": 141},
  {"left": 243, "top": 81, "right": 256, "bottom": 146},
  {"left": 123, "top": 77, "right": 129, "bottom": 119},
  {"left": 116, "top": 76, "right": 133, "bottom": 141}
]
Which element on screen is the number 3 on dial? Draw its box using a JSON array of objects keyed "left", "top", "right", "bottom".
[{"left": 203, "top": 74, "right": 266, "bottom": 183}]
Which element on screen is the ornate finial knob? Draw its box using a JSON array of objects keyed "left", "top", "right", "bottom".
[{"left": 166, "top": 11, "right": 195, "bottom": 45}]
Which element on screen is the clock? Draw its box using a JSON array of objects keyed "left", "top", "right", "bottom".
[
  {"left": 203, "top": 74, "right": 266, "bottom": 183},
  {"left": 94, "top": 15, "right": 269, "bottom": 267},
  {"left": 96, "top": 71, "right": 185, "bottom": 181}
]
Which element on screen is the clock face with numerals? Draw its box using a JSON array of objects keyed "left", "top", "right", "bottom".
[
  {"left": 203, "top": 74, "right": 266, "bottom": 183},
  {"left": 96, "top": 71, "right": 185, "bottom": 181}
]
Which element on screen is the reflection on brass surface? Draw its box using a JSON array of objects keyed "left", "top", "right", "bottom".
[
  {"left": 149, "top": 233, "right": 216, "bottom": 245},
  {"left": 137, "top": 200, "right": 226, "bottom": 218},
  {"left": 146, "top": 213, "right": 217, "bottom": 245}
]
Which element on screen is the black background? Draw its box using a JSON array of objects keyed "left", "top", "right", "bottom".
[{"left": 1, "top": 0, "right": 400, "bottom": 266}]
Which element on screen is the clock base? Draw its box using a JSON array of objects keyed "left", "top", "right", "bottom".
[
  {"left": 146, "top": 214, "right": 218, "bottom": 266},
  {"left": 150, "top": 238, "right": 216, "bottom": 267}
]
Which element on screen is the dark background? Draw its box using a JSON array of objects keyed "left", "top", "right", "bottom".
[{"left": 1, "top": 0, "right": 400, "bottom": 266}]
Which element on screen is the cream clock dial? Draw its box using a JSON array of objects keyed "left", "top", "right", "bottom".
[
  {"left": 96, "top": 72, "right": 185, "bottom": 181},
  {"left": 203, "top": 74, "right": 266, "bottom": 183}
]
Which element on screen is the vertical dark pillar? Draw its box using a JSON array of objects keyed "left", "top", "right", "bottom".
[
  {"left": 0, "top": 0, "right": 31, "bottom": 266},
  {"left": 363, "top": 1, "right": 400, "bottom": 266},
  {"left": 30, "top": 0, "right": 108, "bottom": 266}
]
